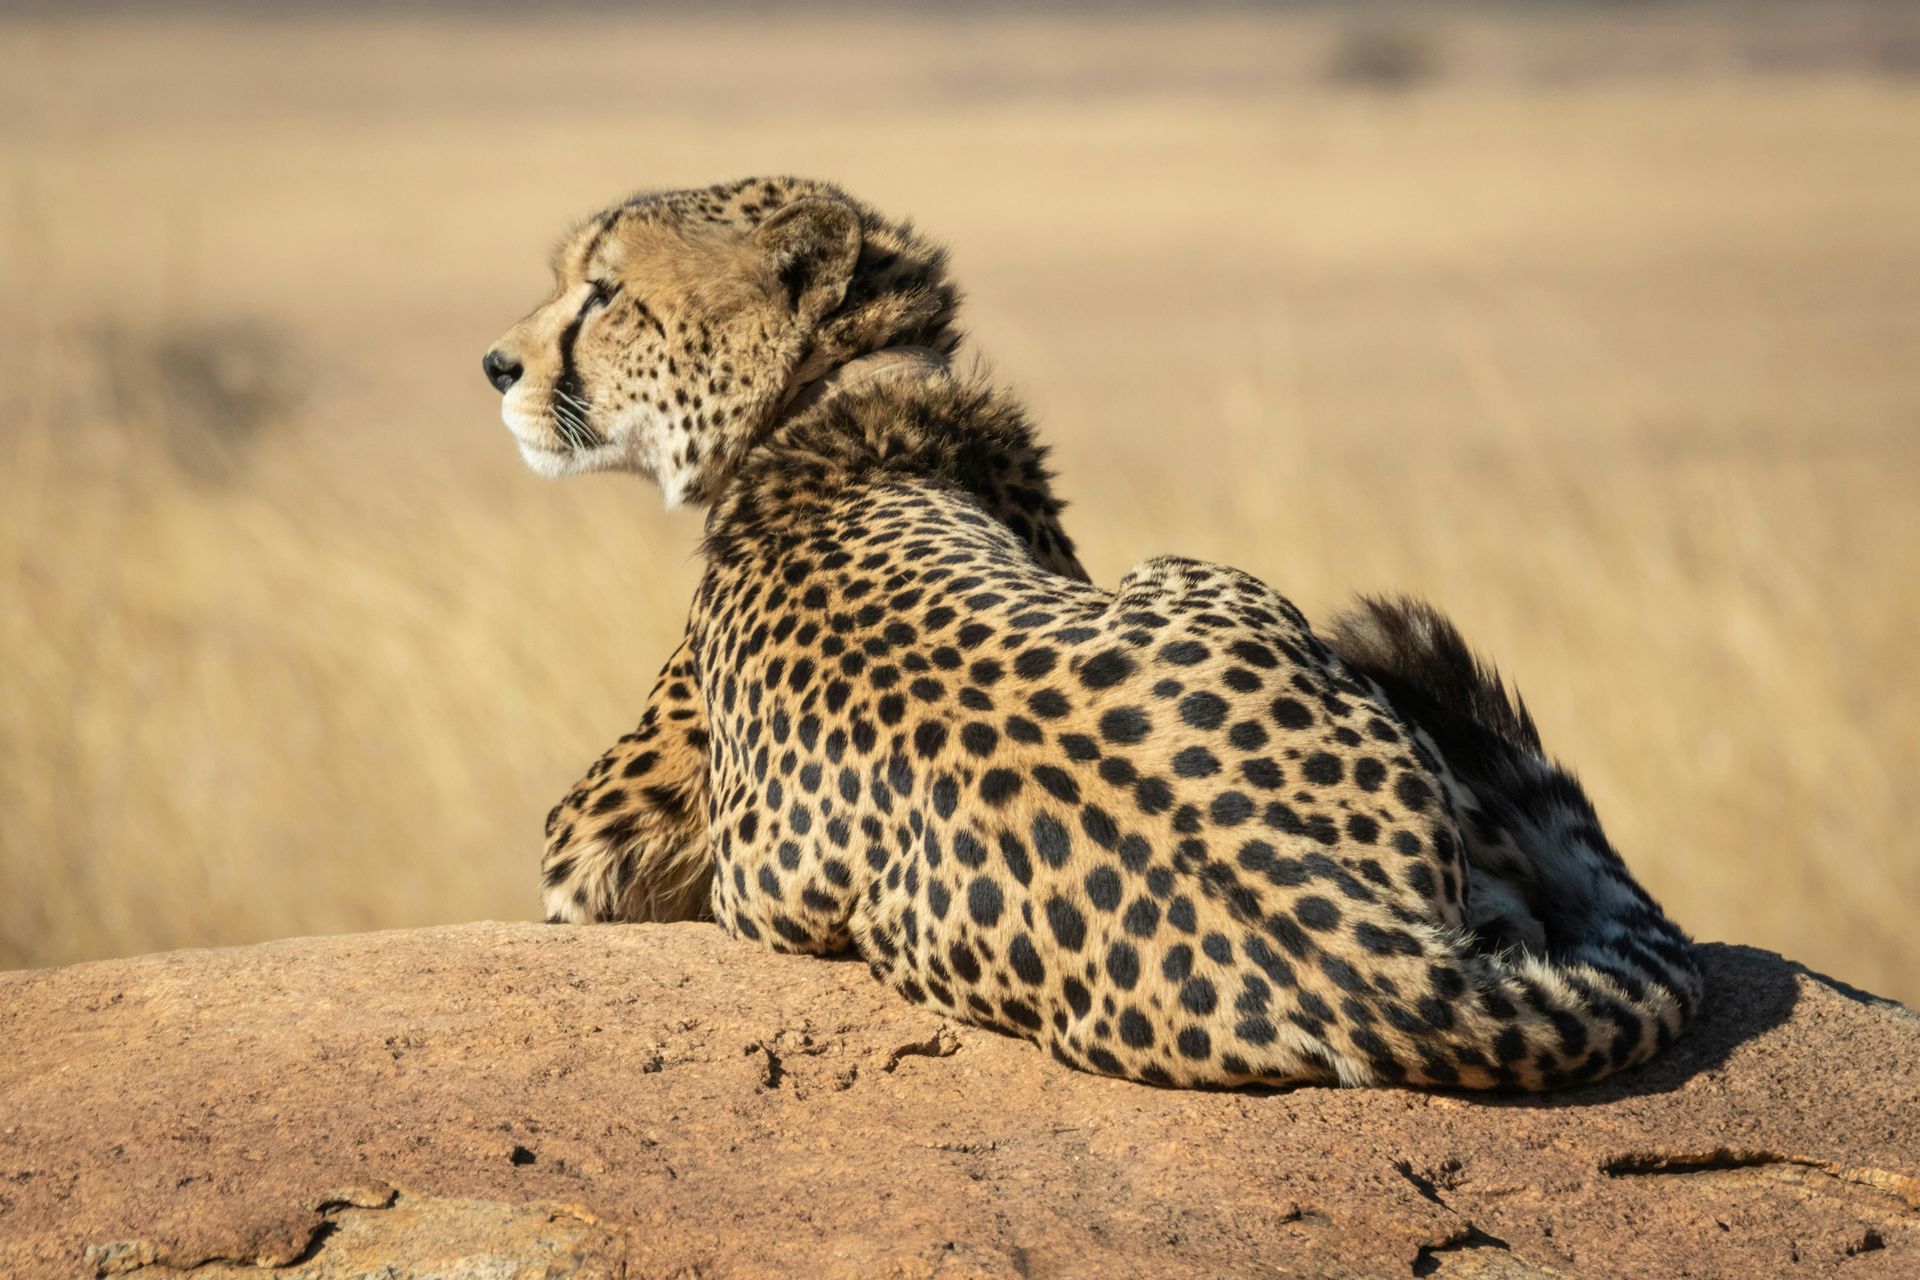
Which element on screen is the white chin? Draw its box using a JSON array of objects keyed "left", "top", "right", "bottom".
[{"left": 514, "top": 439, "right": 580, "bottom": 479}]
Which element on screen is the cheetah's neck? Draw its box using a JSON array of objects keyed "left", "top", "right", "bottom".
[{"left": 706, "top": 357, "right": 1086, "bottom": 583}]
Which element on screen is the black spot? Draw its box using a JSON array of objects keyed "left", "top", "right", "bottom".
[
  {"left": 1079, "top": 649, "right": 1135, "bottom": 689},
  {"left": 967, "top": 877, "right": 1004, "bottom": 927},
  {"left": 1179, "top": 978, "right": 1218, "bottom": 1016},
  {"left": 1099, "top": 707, "right": 1151, "bottom": 744},
  {"left": 1134, "top": 777, "right": 1174, "bottom": 813},
  {"left": 1009, "top": 934, "right": 1046, "bottom": 984},
  {"left": 931, "top": 776, "right": 959, "bottom": 819},
  {"left": 1428, "top": 964, "right": 1468, "bottom": 999},
  {"left": 980, "top": 769, "right": 1023, "bottom": 806},
  {"left": 1080, "top": 805, "right": 1119, "bottom": 849},
  {"left": 1028, "top": 689, "right": 1070, "bottom": 719},
  {"left": 1122, "top": 897, "right": 1161, "bottom": 938},
  {"left": 1085, "top": 866, "right": 1122, "bottom": 912},
  {"left": 1266, "top": 912, "right": 1311, "bottom": 959},
  {"left": 1059, "top": 733, "right": 1100, "bottom": 762},
  {"left": 1179, "top": 691, "right": 1228, "bottom": 730},
  {"left": 1270, "top": 698, "right": 1314, "bottom": 730},
  {"left": 953, "top": 831, "right": 988, "bottom": 867},
  {"left": 1002, "top": 999, "right": 1043, "bottom": 1031},
  {"left": 1240, "top": 758, "right": 1284, "bottom": 790},
  {"left": 1119, "top": 1008, "right": 1155, "bottom": 1047},
  {"left": 948, "top": 941, "right": 982, "bottom": 984},
  {"left": 1235, "top": 1017, "right": 1277, "bottom": 1046},
  {"left": 999, "top": 832, "right": 1034, "bottom": 885},
  {"left": 1032, "top": 813, "right": 1072, "bottom": 868},
  {"left": 1034, "top": 765, "right": 1080, "bottom": 803},
  {"left": 1209, "top": 791, "right": 1254, "bottom": 826},
  {"left": 913, "top": 721, "right": 949, "bottom": 759},
  {"left": 1355, "top": 923, "right": 1421, "bottom": 957},
  {"left": 1160, "top": 641, "right": 1207, "bottom": 666},
  {"left": 1319, "top": 952, "right": 1369, "bottom": 994},
  {"left": 1301, "top": 752, "right": 1343, "bottom": 786},
  {"left": 1014, "top": 647, "right": 1059, "bottom": 679},
  {"left": 1229, "top": 641, "right": 1277, "bottom": 669},
  {"left": 1405, "top": 852, "right": 1436, "bottom": 901},
  {"left": 1176, "top": 1027, "right": 1212, "bottom": 1060},
  {"left": 1228, "top": 720, "right": 1269, "bottom": 752},
  {"left": 1045, "top": 897, "right": 1087, "bottom": 950},
  {"left": 1106, "top": 941, "right": 1141, "bottom": 989},
  {"left": 1161, "top": 944, "right": 1194, "bottom": 982},
  {"left": 1172, "top": 747, "right": 1220, "bottom": 778},
  {"left": 1295, "top": 896, "right": 1341, "bottom": 931}
]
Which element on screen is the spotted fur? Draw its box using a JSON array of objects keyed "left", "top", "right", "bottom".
[{"left": 488, "top": 178, "right": 1703, "bottom": 1089}]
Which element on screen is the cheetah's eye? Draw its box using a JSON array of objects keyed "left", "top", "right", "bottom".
[{"left": 586, "top": 279, "right": 621, "bottom": 310}]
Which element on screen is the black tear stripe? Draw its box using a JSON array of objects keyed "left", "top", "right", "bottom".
[
  {"left": 549, "top": 213, "right": 624, "bottom": 450},
  {"left": 552, "top": 280, "right": 620, "bottom": 450}
]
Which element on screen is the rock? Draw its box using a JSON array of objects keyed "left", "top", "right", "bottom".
[{"left": 0, "top": 924, "right": 1914, "bottom": 1279}]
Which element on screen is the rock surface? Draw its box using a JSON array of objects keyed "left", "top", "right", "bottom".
[{"left": 0, "top": 924, "right": 1915, "bottom": 1279}]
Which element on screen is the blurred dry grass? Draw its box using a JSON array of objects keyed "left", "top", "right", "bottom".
[{"left": 2, "top": 7, "right": 1917, "bottom": 1000}]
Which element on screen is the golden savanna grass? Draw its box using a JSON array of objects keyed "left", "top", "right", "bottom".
[{"left": 3, "top": 8, "right": 1917, "bottom": 1001}]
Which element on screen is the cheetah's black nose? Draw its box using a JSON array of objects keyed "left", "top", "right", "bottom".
[{"left": 483, "top": 349, "right": 523, "bottom": 394}]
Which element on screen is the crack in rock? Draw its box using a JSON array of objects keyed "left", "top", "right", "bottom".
[
  {"left": 86, "top": 1218, "right": 334, "bottom": 1276},
  {"left": 1602, "top": 1149, "right": 1920, "bottom": 1209},
  {"left": 302, "top": 1184, "right": 397, "bottom": 1215}
]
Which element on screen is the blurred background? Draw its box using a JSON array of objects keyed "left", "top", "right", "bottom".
[{"left": 2, "top": 1, "right": 1916, "bottom": 1001}]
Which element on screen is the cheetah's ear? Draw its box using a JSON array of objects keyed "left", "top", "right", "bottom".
[{"left": 753, "top": 197, "right": 861, "bottom": 324}]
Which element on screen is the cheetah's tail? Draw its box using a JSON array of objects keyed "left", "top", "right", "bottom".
[{"left": 1327, "top": 595, "right": 1705, "bottom": 1089}]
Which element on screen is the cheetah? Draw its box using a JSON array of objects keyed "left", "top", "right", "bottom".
[{"left": 485, "top": 177, "right": 1703, "bottom": 1089}]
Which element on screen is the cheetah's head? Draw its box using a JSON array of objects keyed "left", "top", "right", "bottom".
[{"left": 484, "top": 177, "right": 959, "bottom": 507}]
